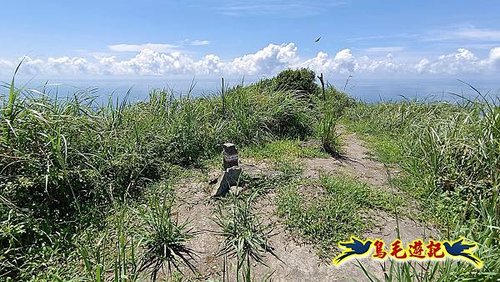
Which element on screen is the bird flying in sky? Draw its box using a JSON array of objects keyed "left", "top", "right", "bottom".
[
  {"left": 333, "top": 237, "right": 372, "bottom": 265},
  {"left": 315, "top": 36, "right": 321, "bottom": 42}
]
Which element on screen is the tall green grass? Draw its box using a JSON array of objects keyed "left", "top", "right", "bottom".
[
  {"left": 214, "top": 192, "right": 277, "bottom": 281},
  {"left": 0, "top": 67, "right": 327, "bottom": 279},
  {"left": 344, "top": 91, "right": 500, "bottom": 280},
  {"left": 314, "top": 86, "right": 355, "bottom": 155}
]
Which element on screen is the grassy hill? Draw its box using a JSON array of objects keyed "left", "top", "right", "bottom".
[{"left": 1, "top": 67, "right": 498, "bottom": 281}]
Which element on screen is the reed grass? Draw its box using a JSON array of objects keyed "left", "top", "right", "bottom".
[
  {"left": 214, "top": 191, "right": 278, "bottom": 282},
  {"left": 3, "top": 62, "right": 497, "bottom": 281},
  {"left": 345, "top": 89, "right": 499, "bottom": 281},
  {"left": 0, "top": 67, "right": 328, "bottom": 280}
]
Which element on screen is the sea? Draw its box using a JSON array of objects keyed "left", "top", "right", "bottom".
[{"left": 3, "top": 76, "right": 500, "bottom": 105}]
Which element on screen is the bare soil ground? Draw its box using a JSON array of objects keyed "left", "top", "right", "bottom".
[{"left": 171, "top": 131, "right": 436, "bottom": 281}]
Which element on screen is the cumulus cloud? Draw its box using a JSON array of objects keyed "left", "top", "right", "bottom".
[
  {"left": 300, "top": 49, "right": 357, "bottom": 74},
  {"left": 300, "top": 49, "right": 403, "bottom": 75},
  {"left": 47, "top": 56, "right": 96, "bottom": 74},
  {"left": 415, "top": 58, "right": 430, "bottom": 73},
  {"left": 2, "top": 43, "right": 500, "bottom": 78},
  {"left": 226, "top": 43, "right": 298, "bottom": 75},
  {"left": 356, "top": 54, "right": 402, "bottom": 73},
  {"left": 414, "top": 48, "right": 487, "bottom": 74},
  {"left": 194, "top": 54, "right": 224, "bottom": 75},
  {"left": 101, "top": 49, "right": 197, "bottom": 75},
  {"left": 21, "top": 56, "right": 46, "bottom": 75}
]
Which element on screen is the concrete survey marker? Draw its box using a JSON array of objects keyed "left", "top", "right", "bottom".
[
  {"left": 211, "top": 143, "right": 242, "bottom": 197},
  {"left": 222, "top": 142, "right": 239, "bottom": 169}
]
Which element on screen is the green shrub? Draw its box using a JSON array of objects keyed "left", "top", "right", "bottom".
[{"left": 274, "top": 68, "right": 319, "bottom": 95}]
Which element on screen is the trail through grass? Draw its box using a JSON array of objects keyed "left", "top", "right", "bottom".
[{"left": 1, "top": 64, "right": 498, "bottom": 280}]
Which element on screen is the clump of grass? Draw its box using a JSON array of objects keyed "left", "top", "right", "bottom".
[
  {"left": 314, "top": 86, "right": 355, "bottom": 156},
  {"left": 75, "top": 201, "right": 141, "bottom": 282},
  {"left": 214, "top": 192, "right": 278, "bottom": 281},
  {"left": 318, "top": 108, "right": 340, "bottom": 155},
  {"left": 77, "top": 233, "right": 107, "bottom": 282},
  {"left": 74, "top": 185, "right": 199, "bottom": 282},
  {"left": 138, "top": 185, "right": 197, "bottom": 281}
]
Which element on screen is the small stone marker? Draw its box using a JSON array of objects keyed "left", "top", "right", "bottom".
[
  {"left": 212, "top": 143, "right": 242, "bottom": 197},
  {"left": 222, "top": 143, "right": 239, "bottom": 169}
]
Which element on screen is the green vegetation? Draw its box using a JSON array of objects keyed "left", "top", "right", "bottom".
[
  {"left": 1, "top": 64, "right": 498, "bottom": 281},
  {"left": 277, "top": 176, "right": 404, "bottom": 258},
  {"left": 242, "top": 139, "right": 328, "bottom": 163},
  {"left": 214, "top": 192, "right": 276, "bottom": 281},
  {"left": 138, "top": 186, "right": 197, "bottom": 280},
  {"left": 273, "top": 68, "right": 319, "bottom": 95},
  {"left": 344, "top": 93, "right": 499, "bottom": 281},
  {"left": 0, "top": 67, "right": 347, "bottom": 280},
  {"left": 251, "top": 68, "right": 319, "bottom": 97},
  {"left": 316, "top": 88, "right": 355, "bottom": 155}
]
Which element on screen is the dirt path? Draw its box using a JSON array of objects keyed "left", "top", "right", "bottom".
[
  {"left": 171, "top": 131, "right": 435, "bottom": 281},
  {"left": 172, "top": 179, "right": 225, "bottom": 279},
  {"left": 248, "top": 131, "right": 435, "bottom": 281},
  {"left": 302, "top": 132, "right": 399, "bottom": 193}
]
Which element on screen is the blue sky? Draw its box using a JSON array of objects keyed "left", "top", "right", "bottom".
[{"left": 1, "top": 0, "right": 500, "bottom": 79}]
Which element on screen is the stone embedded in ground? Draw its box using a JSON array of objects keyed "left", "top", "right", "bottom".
[{"left": 211, "top": 166, "right": 242, "bottom": 197}]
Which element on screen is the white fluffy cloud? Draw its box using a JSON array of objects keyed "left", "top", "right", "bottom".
[
  {"left": 300, "top": 49, "right": 357, "bottom": 74},
  {"left": 47, "top": 56, "right": 96, "bottom": 75},
  {"left": 194, "top": 54, "right": 224, "bottom": 75},
  {"left": 357, "top": 54, "right": 402, "bottom": 73},
  {"left": 1, "top": 43, "right": 499, "bottom": 78},
  {"left": 225, "top": 43, "right": 299, "bottom": 75},
  {"left": 415, "top": 48, "right": 487, "bottom": 74},
  {"left": 104, "top": 49, "right": 197, "bottom": 75}
]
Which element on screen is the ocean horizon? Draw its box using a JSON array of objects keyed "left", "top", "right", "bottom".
[{"left": 3, "top": 76, "right": 500, "bottom": 104}]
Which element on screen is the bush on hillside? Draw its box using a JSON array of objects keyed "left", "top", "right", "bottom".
[{"left": 274, "top": 68, "right": 319, "bottom": 95}]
